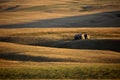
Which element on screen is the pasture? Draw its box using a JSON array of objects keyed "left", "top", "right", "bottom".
[
  {"left": 0, "top": 28, "right": 120, "bottom": 79},
  {"left": 0, "top": 0, "right": 120, "bottom": 79}
]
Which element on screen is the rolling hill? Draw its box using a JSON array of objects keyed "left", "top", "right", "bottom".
[{"left": 0, "top": 0, "right": 120, "bottom": 79}]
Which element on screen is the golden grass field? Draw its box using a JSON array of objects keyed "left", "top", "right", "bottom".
[
  {"left": 0, "top": 0, "right": 120, "bottom": 79},
  {"left": 0, "top": 28, "right": 120, "bottom": 79},
  {"left": 0, "top": 0, "right": 120, "bottom": 25}
]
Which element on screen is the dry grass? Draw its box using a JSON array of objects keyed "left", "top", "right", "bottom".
[
  {"left": 0, "top": 28, "right": 119, "bottom": 63},
  {"left": 0, "top": 28, "right": 120, "bottom": 79},
  {"left": 0, "top": 41, "right": 120, "bottom": 64},
  {"left": 0, "top": 41, "right": 120, "bottom": 79},
  {"left": 0, "top": 0, "right": 120, "bottom": 25},
  {"left": 0, "top": 28, "right": 120, "bottom": 39},
  {"left": 0, "top": 64, "right": 119, "bottom": 79},
  {"left": 0, "top": 0, "right": 120, "bottom": 79}
]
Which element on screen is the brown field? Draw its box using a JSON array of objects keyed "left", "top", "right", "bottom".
[
  {"left": 0, "top": 28, "right": 120, "bottom": 79},
  {"left": 0, "top": 0, "right": 120, "bottom": 79},
  {"left": 0, "top": 0, "right": 120, "bottom": 26}
]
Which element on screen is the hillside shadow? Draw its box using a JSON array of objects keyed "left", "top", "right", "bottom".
[
  {"left": 0, "top": 10, "right": 120, "bottom": 28},
  {"left": 31, "top": 39, "right": 120, "bottom": 52},
  {"left": 0, "top": 36, "right": 119, "bottom": 52},
  {"left": 0, "top": 52, "right": 76, "bottom": 62},
  {"left": 4, "top": 5, "right": 20, "bottom": 11}
]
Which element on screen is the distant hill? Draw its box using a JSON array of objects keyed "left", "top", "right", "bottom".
[{"left": 0, "top": 0, "right": 120, "bottom": 27}]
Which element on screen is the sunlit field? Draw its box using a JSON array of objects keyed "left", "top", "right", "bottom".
[
  {"left": 0, "top": 0, "right": 120, "bottom": 25},
  {"left": 0, "top": 0, "right": 120, "bottom": 79},
  {"left": 0, "top": 28, "right": 120, "bottom": 79}
]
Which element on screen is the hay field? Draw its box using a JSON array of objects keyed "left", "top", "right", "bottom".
[
  {"left": 0, "top": 0, "right": 120, "bottom": 79},
  {"left": 0, "top": 28, "right": 120, "bottom": 79},
  {"left": 0, "top": 0, "right": 120, "bottom": 26}
]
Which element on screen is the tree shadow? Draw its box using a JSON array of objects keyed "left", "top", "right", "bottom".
[
  {"left": 0, "top": 10, "right": 120, "bottom": 28},
  {"left": 0, "top": 52, "right": 76, "bottom": 62}
]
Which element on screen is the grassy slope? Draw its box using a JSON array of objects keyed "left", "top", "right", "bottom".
[
  {"left": 0, "top": 41, "right": 120, "bottom": 63},
  {"left": 0, "top": 42, "right": 120, "bottom": 79},
  {"left": 0, "top": 28, "right": 120, "bottom": 79},
  {"left": 0, "top": 64, "right": 120, "bottom": 79},
  {"left": 0, "top": 28, "right": 120, "bottom": 38},
  {"left": 0, "top": 0, "right": 120, "bottom": 25},
  {"left": 0, "top": 0, "right": 120, "bottom": 79}
]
